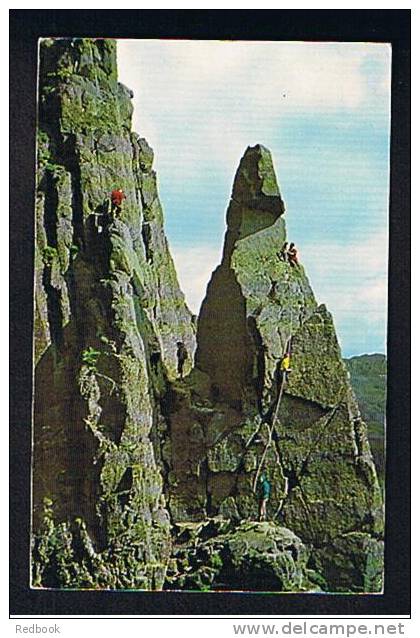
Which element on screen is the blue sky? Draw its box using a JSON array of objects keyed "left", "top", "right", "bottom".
[{"left": 117, "top": 40, "right": 391, "bottom": 358}]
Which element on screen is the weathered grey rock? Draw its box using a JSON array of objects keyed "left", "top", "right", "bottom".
[
  {"left": 165, "top": 518, "right": 318, "bottom": 592},
  {"left": 311, "top": 532, "right": 384, "bottom": 593},
  {"left": 163, "top": 144, "right": 384, "bottom": 592},
  {"left": 32, "top": 40, "right": 384, "bottom": 594},
  {"left": 32, "top": 38, "right": 195, "bottom": 590}
]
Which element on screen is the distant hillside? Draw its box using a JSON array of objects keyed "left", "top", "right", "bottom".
[{"left": 345, "top": 354, "right": 386, "bottom": 487}]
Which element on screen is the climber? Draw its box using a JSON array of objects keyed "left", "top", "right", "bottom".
[
  {"left": 277, "top": 242, "right": 288, "bottom": 262},
  {"left": 280, "top": 351, "right": 291, "bottom": 381},
  {"left": 176, "top": 341, "right": 188, "bottom": 379},
  {"left": 287, "top": 243, "right": 299, "bottom": 267},
  {"left": 150, "top": 349, "right": 161, "bottom": 375},
  {"left": 258, "top": 473, "right": 271, "bottom": 521},
  {"left": 110, "top": 188, "right": 126, "bottom": 217}
]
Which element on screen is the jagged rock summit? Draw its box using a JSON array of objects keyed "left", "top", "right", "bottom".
[
  {"left": 32, "top": 38, "right": 384, "bottom": 594},
  {"left": 195, "top": 144, "right": 288, "bottom": 406},
  {"left": 164, "top": 143, "right": 384, "bottom": 592}
]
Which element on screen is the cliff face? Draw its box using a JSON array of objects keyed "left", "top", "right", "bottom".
[
  {"left": 32, "top": 38, "right": 195, "bottom": 589},
  {"left": 32, "top": 39, "right": 383, "bottom": 594}
]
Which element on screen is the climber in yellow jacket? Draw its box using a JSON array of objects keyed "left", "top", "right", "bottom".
[{"left": 280, "top": 351, "right": 291, "bottom": 380}]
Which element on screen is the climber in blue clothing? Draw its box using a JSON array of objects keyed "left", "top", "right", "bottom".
[{"left": 258, "top": 473, "right": 271, "bottom": 521}]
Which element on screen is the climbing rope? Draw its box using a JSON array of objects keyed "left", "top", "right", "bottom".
[
  {"left": 252, "top": 369, "right": 287, "bottom": 493},
  {"left": 252, "top": 275, "right": 294, "bottom": 493}
]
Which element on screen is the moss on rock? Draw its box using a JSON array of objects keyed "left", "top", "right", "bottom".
[
  {"left": 33, "top": 42, "right": 384, "bottom": 594},
  {"left": 32, "top": 38, "right": 195, "bottom": 590}
]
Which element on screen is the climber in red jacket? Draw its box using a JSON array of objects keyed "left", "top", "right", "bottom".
[{"left": 110, "top": 188, "right": 126, "bottom": 217}]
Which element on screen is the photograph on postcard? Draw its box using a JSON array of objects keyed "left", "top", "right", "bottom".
[{"left": 31, "top": 38, "right": 390, "bottom": 594}]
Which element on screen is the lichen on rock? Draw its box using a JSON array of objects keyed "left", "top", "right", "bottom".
[
  {"left": 163, "top": 144, "right": 384, "bottom": 592},
  {"left": 165, "top": 518, "right": 319, "bottom": 593},
  {"left": 32, "top": 37, "right": 195, "bottom": 590}
]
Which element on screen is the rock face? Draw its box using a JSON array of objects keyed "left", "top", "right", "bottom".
[
  {"left": 32, "top": 38, "right": 195, "bottom": 589},
  {"left": 163, "top": 144, "right": 384, "bottom": 592},
  {"left": 166, "top": 519, "right": 319, "bottom": 592},
  {"left": 32, "top": 39, "right": 384, "bottom": 593}
]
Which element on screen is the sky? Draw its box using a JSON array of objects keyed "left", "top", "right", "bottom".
[{"left": 117, "top": 40, "right": 391, "bottom": 358}]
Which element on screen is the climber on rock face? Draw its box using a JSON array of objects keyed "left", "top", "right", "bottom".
[
  {"left": 258, "top": 473, "right": 271, "bottom": 522},
  {"left": 280, "top": 351, "right": 291, "bottom": 380},
  {"left": 110, "top": 188, "right": 126, "bottom": 217},
  {"left": 176, "top": 341, "right": 188, "bottom": 379},
  {"left": 277, "top": 242, "right": 288, "bottom": 262},
  {"left": 287, "top": 243, "right": 299, "bottom": 267}
]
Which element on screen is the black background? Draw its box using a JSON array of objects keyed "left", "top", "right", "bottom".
[{"left": 10, "top": 9, "right": 410, "bottom": 617}]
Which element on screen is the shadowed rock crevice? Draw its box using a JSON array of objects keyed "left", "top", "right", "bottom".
[
  {"left": 33, "top": 335, "right": 104, "bottom": 544},
  {"left": 65, "top": 137, "right": 86, "bottom": 249},
  {"left": 41, "top": 267, "right": 65, "bottom": 350},
  {"left": 42, "top": 170, "right": 59, "bottom": 247},
  {"left": 195, "top": 263, "right": 255, "bottom": 410}
]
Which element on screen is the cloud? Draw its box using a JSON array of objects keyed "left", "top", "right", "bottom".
[
  {"left": 117, "top": 40, "right": 391, "bottom": 177},
  {"left": 118, "top": 40, "right": 391, "bottom": 117},
  {"left": 117, "top": 40, "right": 390, "bottom": 356},
  {"left": 302, "top": 230, "right": 388, "bottom": 304},
  {"left": 301, "top": 230, "right": 388, "bottom": 355}
]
